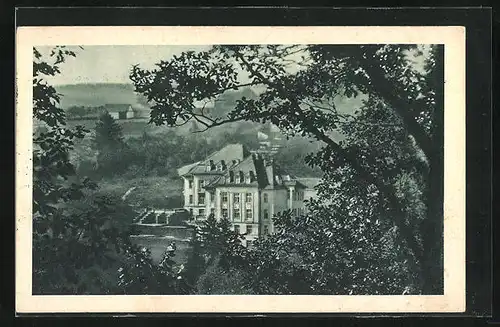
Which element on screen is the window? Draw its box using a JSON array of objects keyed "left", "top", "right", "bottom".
[
  {"left": 245, "top": 193, "right": 252, "bottom": 203},
  {"left": 263, "top": 193, "right": 268, "bottom": 203},
  {"left": 221, "top": 192, "right": 228, "bottom": 202},
  {"left": 198, "top": 193, "right": 205, "bottom": 204},
  {"left": 234, "top": 225, "right": 240, "bottom": 234},
  {"left": 263, "top": 225, "right": 269, "bottom": 235},
  {"left": 246, "top": 209, "right": 253, "bottom": 220},
  {"left": 222, "top": 209, "right": 228, "bottom": 218},
  {"left": 189, "top": 195, "right": 193, "bottom": 204},
  {"left": 210, "top": 191, "right": 215, "bottom": 203},
  {"left": 234, "top": 193, "right": 240, "bottom": 203},
  {"left": 263, "top": 209, "right": 269, "bottom": 220},
  {"left": 287, "top": 189, "right": 291, "bottom": 199},
  {"left": 246, "top": 224, "right": 253, "bottom": 234},
  {"left": 189, "top": 208, "right": 193, "bottom": 216},
  {"left": 199, "top": 208, "right": 205, "bottom": 217},
  {"left": 199, "top": 180, "right": 205, "bottom": 188},
  {"left": 188, "top": 180, "right": 193, "bottom": 188},
  {"left": 234, "top": 208, "right": 241, "bottom": 220}
]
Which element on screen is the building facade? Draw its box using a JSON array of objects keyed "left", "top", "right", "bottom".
[
  {"left": 105, "top": 104, "right": 135, "bottom": 120},
  {"left": 177, "top": 143, "right": 317, "bottom": 247}
]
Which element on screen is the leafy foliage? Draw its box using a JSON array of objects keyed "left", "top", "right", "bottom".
[
  {"left": 181, "top": 215, "right": 251, "bottom": 292},
  {"left": 32, "top": 46, "right": 181, "bottom": 295},
  {"left": 131, "top": 44, "right": 444, "bottom": 294}
]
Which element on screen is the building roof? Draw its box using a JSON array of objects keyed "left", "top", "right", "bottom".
[
  {"left": 178, "top": 143, "right": 309, "bottom": 190},
  {"left": 177, "top": 161, "right": 201, "bottom": 177},
  {"left": 204, "top": 154, "right": 267, "bottom": 188},
  {"left": 203, "top": 149, "right": 307, "bottom": 190},
  {"left": 177, "top": 144, "right": 250, "bottom": 177}
]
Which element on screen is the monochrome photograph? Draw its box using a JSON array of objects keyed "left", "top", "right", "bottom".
[{"left": 16, "top": 26, "right": 466, "bottom": 313}]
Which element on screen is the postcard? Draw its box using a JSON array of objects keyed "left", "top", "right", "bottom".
[{"left": 16, "top": 25, "right": 465, "bottom": 313}]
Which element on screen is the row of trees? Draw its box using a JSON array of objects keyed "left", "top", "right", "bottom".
[{"left": 66, "top": 105, "right": 108, "bottom": 119}]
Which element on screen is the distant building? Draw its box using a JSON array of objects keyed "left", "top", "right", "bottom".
[
  {"left": 104, "top": 104, "right": 135, "bottom": 120},
  {"left": 177, "top": 143, "right": 314, "bottom": 247}
]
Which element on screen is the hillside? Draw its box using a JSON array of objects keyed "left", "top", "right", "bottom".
[
  {"left": 55, "top": 83, "right": 141, "bottom": 108},
  {"left": 55, "top": 83, "right": 356, "bottom": 163}
]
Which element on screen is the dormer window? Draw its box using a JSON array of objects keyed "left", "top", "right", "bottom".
[
  {"left": 249, "top": 171, "right": 255, "bottom": 182},
  {"left": 238, "top": 171, "right": 244, "bottom": 184},
  {"left": 229, "top": 171, "right": 235, "bottom": 183},
  {"left": 245, "top": 174, "right": 251, "bottom": 184},
  {"left": 220, "top": 160, "right": 226, "bottom": 170}
]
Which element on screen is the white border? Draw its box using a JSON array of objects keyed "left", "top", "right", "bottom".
[{"left": 16, "top": 26, "right": 466, "bottom": 313}]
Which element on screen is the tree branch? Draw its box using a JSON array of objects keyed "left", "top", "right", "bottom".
[
  {"left": 234, "top": 49, "right": 424, "bottom": 271},
  {"left": 357, "top": 58, "right": 434, "bottom": 160}
]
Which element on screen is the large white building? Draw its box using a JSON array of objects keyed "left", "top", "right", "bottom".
[{"left": 177, "top": 143, "right": 319, "bottom": 247}]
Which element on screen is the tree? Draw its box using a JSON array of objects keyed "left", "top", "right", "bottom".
[
  {"left": 130, "top": 44, "right": 444, "bottom": 294},
  {"left": 181, "top": 214, "right": 249, "bottom": 293},
  {"left": 195, "top": 258, "right": 254, "bottom": 294},
  {"left": 32, "top": 46, "right": 180, "bottom": 295},
  {"left": 92, "top": 112, "right": 130, "bottom": 176},
  {"left": 92, "top": 111, "right": 124, "bottom": 150}
]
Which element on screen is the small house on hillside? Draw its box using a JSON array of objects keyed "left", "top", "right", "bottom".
[{"left": 104, "top": 104, "right": 135, "bottom": 120}]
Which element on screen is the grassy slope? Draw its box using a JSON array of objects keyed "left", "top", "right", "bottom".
[{"left": 98, "top": 176, "right": 184, "bottom": 208}]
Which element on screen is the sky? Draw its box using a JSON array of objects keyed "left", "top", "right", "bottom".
[
  {"left": 38, "top": 45, "right": 210, "bottom": 85},
  {"left": 37, "top": 44, "right": 429, "bottom": 86}
]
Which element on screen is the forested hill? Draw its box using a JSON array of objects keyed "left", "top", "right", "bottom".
[
  {"left": 54, "top": 83, "right": 261, "bottom": 120},
  {"left": 55, "top": 83, "right": 145, "bottom": 109}
]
